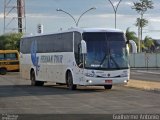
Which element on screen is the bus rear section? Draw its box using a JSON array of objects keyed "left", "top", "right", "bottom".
[{"left": 0, "top": 50, "right": 19, "bottom": 75}]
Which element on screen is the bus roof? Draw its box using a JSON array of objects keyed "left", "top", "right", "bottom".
[
  {"left": 69, "top": 27, "right": 123, "bottom": 33},
  {"left": 23, "top": 27, "right": 123, "bottom": 38}
]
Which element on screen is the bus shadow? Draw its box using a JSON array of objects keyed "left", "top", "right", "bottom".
[{"left": 0, "top": 84, "right": 108, "bottom": 98}]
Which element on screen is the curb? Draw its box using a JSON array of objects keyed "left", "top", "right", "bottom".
[{"left": 125, "top": 79, "right": 160, "bottom": 91}]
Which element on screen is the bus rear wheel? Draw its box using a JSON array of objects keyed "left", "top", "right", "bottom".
[
  {"left": 31, "top": 71, "right": 44, "bottom": 86},
  {"left": 104, "top": 85, "right": 112, "bottom": 90},
  {"left": 67, "top": 71, "right": 77, "bottom": 90},
  {"left": 0, "top": 68, "right": 7, "bottom": 75}
]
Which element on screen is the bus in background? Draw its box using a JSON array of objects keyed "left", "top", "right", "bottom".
[
  {"left": 0, "top": 50, "right": 20, "bottom": 75},
  {"left": 20, "top": 28, "right": 130, "bottom": 90}
]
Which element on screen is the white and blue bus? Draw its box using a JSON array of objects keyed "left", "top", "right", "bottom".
[{"left": 20, "top": 28, "right": 130, "bottom": 90}]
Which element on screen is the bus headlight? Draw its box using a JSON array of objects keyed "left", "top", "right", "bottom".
[
  {"left": 85, "top": 73, "right": 94, "bottom": 77},
  {"left": 124, "top": 80, "right": 128, "bottom": 83},
  {"left": 86, "top": 80, "right": 92, "bottom": 83}
]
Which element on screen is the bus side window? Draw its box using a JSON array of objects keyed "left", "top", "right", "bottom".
[
  {"left": 0, "top": 54, "right": 5, "bottom": 60},
  {"left": 5, "top": 53, "right": 18, "bottom": 60}
]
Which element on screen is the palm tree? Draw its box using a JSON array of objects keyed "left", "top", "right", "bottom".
[
  {"left": 125, "top": 27, "right": 139, "bottom": 53},
  {"left": 135, "top": 18, "right": 148, "bottom": 28},
  {"left": 132, "top": 0, "right": 154, "bottom": 52},
  {"left": 143, "top": 36, "right": 155, "bottom": 52},
  {"left": 125, "top": 27, "right": 138, "bottom": 45}
]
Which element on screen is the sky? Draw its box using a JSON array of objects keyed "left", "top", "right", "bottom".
[{"left": 0, "top": 0, "right": 160, "bottom": 39}]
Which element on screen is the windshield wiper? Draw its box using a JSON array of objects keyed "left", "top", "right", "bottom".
[
  {"left": 99, "top": 53, "right": 108, "bottom": 67},
  {"left": 100, "top": 49, "right": 120, "bottom": 69},
  {"left": 109, "top": 55, "right": 120, "bottom": 69}
]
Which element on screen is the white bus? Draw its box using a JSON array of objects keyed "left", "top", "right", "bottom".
[{"left": 20, "top": 28, "right": 130, "bottom": 90}]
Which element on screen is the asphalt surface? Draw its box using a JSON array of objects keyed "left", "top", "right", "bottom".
[
  {"left": 0, "top": 72, "right": 160, "bottom": 116},
  {"left": 130, "top": 69, "right": 160, "bottom": 82}
]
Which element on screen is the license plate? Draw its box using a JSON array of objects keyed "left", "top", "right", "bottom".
[{"left": 105, "top": 80, "right": 112, "bottom": 84}]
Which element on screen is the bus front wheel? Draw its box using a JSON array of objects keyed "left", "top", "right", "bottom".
[
  {"left": 104, "top": 85, "right": 112, "bottom": 90},
  {"left": 67, "top": 71, "right": 77, "bottom": 90}
]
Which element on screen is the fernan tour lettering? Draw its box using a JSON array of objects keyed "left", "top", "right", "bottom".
[{"left": 40, "top": 55, "right": 63, "bottom": 63}]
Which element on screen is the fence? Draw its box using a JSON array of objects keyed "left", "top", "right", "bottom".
[{"left": 129, "top": 53, "right": 160, "bottom": 68}]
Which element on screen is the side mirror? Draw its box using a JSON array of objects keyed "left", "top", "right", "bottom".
[
  {"left": 129, "top": 40, "right": 137, "bottom": 53},
  {"left": 81, "top": 40, "right": 87, "bottom": 54}
]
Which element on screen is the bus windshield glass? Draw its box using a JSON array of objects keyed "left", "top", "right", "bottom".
[{"left": 82, "top": 32, "right": 129, "bottom": 70}]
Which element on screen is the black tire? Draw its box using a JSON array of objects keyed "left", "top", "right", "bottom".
[
  {"left": 31, "top": 71, "right": 36, "bottom": 86},
  {"left": 37, "top": 81, "right": 44, "bottom": 86},
  {"left": 0, "top": 68, "right": 7, "bottom": 75},
  {"left": 67, "top": 71, "right": 77, "bottom": 90},
  {"left": 30, "top": 71, "right": 44, "bottom": 86},
  {"left": 104, "top": 85, "right": 112, "bottom": 90}
]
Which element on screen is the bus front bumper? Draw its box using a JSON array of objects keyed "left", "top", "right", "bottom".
[{"left": 80, "top": 76, "right": 129, "bottom": 86}]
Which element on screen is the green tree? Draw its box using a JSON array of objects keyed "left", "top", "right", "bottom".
[
  {"left": 143, "top": 36, "right": 155, "bottom": 52},
  {"left": 0, "top": 33, "right": 22, "bottom": 51},
  {"left": 0, "top": 35, "right": 7, "bottom": 50}
]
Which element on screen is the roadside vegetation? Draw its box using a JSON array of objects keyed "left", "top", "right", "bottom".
[
  {"left": 0, "top": 33, "right": 22, "bottom": 51},
  {"left": 127, "top": 0, "right": 160, "bottom": 53}
]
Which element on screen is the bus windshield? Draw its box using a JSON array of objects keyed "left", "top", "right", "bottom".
[{"left": 82, "top": 32, "right": 129, "bottom": 70}]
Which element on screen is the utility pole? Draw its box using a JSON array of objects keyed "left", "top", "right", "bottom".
[
  {"left": 17, "top": 0, "right": 23, "bottom": 33},
  {"left": 4, "top": 0, "right": 26, "bottom": 33}
]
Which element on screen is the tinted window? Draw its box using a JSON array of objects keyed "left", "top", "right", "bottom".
[
  {"left": 20, "top": 38, "right": 32, "bottom": 54},
  {"left": 5, "top": 53, "right": 18, "bottom": 60},
  {"left": 107, "top": 32, "right": 125, "bottom": 41},
  {"left": 82, "top": 32, "right": 129, "bottom": 70},
  {"left": 37, "top": 32, "right": 73, "bottom": 53},
  {"left": 0, "top": 54, "right": 5, "bottom": 60},
  {"left": 20, "top": 32, "right": 73, "bottom": 54}
]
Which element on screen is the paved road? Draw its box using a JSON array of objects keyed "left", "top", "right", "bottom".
[
  {"left": 0, "top": 72, "right": 160, "bottom": 115},
  {"left": 131, "top": 69, "right": 160, "bottom": 82}
]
